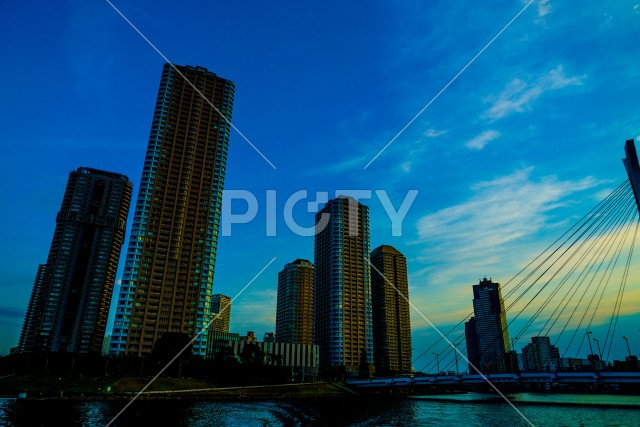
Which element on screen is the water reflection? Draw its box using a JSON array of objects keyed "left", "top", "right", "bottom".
[{"left": 0, "top": 394, "right": 638, "bottom": 426}]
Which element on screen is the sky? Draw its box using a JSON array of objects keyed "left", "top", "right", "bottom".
[{"left": 1, "top": 0, "right": 640, "bottom": 370}]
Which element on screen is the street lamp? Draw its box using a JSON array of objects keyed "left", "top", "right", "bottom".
[
  {"left": 454, "top": 343, "right": 460, "bottom": 375},
  {"left": 593, "top": 338, "right": 604, "bottom": 370},
  {"left": 586, "top": 331, "right": 596, "bottom": 372},
  {"left": 623, "top": 336, "right": 632, "bottom": 357},
  {"left": 433, "top": 352, "right": 440, "bottom": 375}
]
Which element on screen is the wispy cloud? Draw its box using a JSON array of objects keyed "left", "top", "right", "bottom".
[
  {"left": 424, "top": 128, "right": 448, "bottom": 138},
  {"left": 308, "top": 149, "right": 374, "bottom": 175},
  {"left": 395, "top": 127, "right": 449, "bottom": 173},
  {"left": 406, "top": 167, "right": 613, "bottom": 336},
  {"left": 465, "top": 130, "right": 501, "bottom": 150},
  {"left": 414, "top": 167, "right": 601, "bottom": 287},
  {"left": 537, "top": 0, "right": 552, "bottom": 18},
  {"left": 483, "top": 65, "right": 586, "bottom": 120}
]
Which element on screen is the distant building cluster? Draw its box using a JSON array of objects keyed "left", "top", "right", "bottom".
[
  {"left": 461, "top": 279, "right": 623, "bottom": 375},
  {"left": 521, "top": 336, "right": 560, "bottom": 372},
  {"left": 211, "top": 196, "right": 414, "bottom": 377},
  {"left": 271, "top": 196, "right": 414, "bottom": 376},
  {"left": 207, "top": 331, "right": 319, "bottom": 380}
]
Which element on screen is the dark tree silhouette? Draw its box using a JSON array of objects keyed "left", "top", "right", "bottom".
[{"left": 152, "top": 332, "right": 192, "bottom": 363}]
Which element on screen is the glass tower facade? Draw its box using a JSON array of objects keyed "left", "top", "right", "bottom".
[
  {"left": 110, "top": 64, "right": 234, "bottom": 356},
  {"left": 19, "top": 168, "right": 132, "bottom": 353},
  {"left": 467, "top": 278, "right": 511, "bottom": 373},
  {"left": 314, "top": 196, "right": 373, "bottom": 372}
]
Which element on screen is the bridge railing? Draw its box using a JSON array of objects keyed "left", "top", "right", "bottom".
[{"left": 346, "top": 372, "right": 640, "bottom": 386}]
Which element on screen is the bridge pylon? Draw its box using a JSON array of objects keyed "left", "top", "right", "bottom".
[{"left": 622, "top": 139, "right": 640, "bottom": 216}]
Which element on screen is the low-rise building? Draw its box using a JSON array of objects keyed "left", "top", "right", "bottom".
[{"left": 207, "top": 330, "right": 319, "bottom": 380}]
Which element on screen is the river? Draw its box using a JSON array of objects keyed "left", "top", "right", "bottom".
[{"left": 1, "top": 393, "right": 638, "bottom": 426}]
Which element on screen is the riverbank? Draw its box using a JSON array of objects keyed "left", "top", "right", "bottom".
[
  {"left": 0, "top": 375, "right": 357, "bottom": 400},
  {"left": 108, "top": 381, "right": 356, "bottom": 400},
  {"left": 3, "top": 375, "right": 639, "bottom": 406}
]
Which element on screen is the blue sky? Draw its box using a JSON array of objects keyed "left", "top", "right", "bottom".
[{"left": 1, "top": 0, "right": 640, "bottom": 369}]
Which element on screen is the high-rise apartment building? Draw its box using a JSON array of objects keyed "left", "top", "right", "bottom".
[
  {"left": 110, "top": 64, "right": 234, "bottom": 356},
  {"left": 276, "top": 259, "right": 313, "bottom": 344},
  {"left": 370, "top": 245, "right": 412, "bottom": 375},
  {"left": 211, "top": 294, "right": 231, "bottom": 334},
  {"left": 19, "top": 168, "right": 131, "bottom": 353},
  {"left": 314, "top": 196, "right": 372, "bottom": 372},
  {"left": 465, "top": 278, "right": 511, "bottom": 373},
  {"left": 275, "top": 259, "right": 314, "bottom": 345}
]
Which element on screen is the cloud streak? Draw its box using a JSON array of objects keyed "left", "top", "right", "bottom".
[
  {"left": 414, "top": 167, "right": 602, "bottom": 288},
  {"left": 407, "top": 169, "right": 640, "bottom": 367},
  {"left": 424, "top": 128, "right": 448, "bottom": 138},
  {"left": 465, "top": 130, "right": 501, "bottom": 150},
  {"left": 483, "top": 65, "right": 586, "bottom": 120}
]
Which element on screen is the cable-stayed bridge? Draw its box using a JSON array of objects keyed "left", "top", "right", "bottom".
[{"left": 349, "top": 139, "right": 640, "bottom": 390}]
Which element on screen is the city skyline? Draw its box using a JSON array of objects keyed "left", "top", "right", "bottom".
[{"left": 2, "top": 1, "right": 640, "bottom": 363}]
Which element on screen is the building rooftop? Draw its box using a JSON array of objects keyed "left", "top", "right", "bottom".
[{"left": 371, "top": 245, "right": 403, "bottom": 256}]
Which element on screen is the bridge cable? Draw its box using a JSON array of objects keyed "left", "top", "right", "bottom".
[
  {"left": 413, "top": 181, "right": 633, "bottom": 371},
  {"left": 522, "top": 195, "right": 637, "bottom": 343},
  {"left": 567, "top": 206, "right": 637, "bottom": 361},
  {"left": 604, "top": 217, "right": 639, "bottom": 361},
  {"left": 460, "top": 185, "right": 634, "bottom": 373}
]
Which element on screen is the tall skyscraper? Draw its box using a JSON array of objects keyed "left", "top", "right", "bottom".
[
  {"left": 314, "top": 196, "right": 373, "bottom": 373},
  {"left": 210, "top": 294, "right": 231, "bottom": 334},
  {"left": 370, "top": 245, "right": 412, "bottom": 375},
  {"left": 465, "top": 278, "right": 511, "bottom": 373},
  {"left": 19, "top": 168, "right": 132, "bottom": 353},
  {"left": 276, "top": 259, "right": 314, "bottom": 345},
  {"left": 110, "top": 64, "right": 234, "bottom": 356}
]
